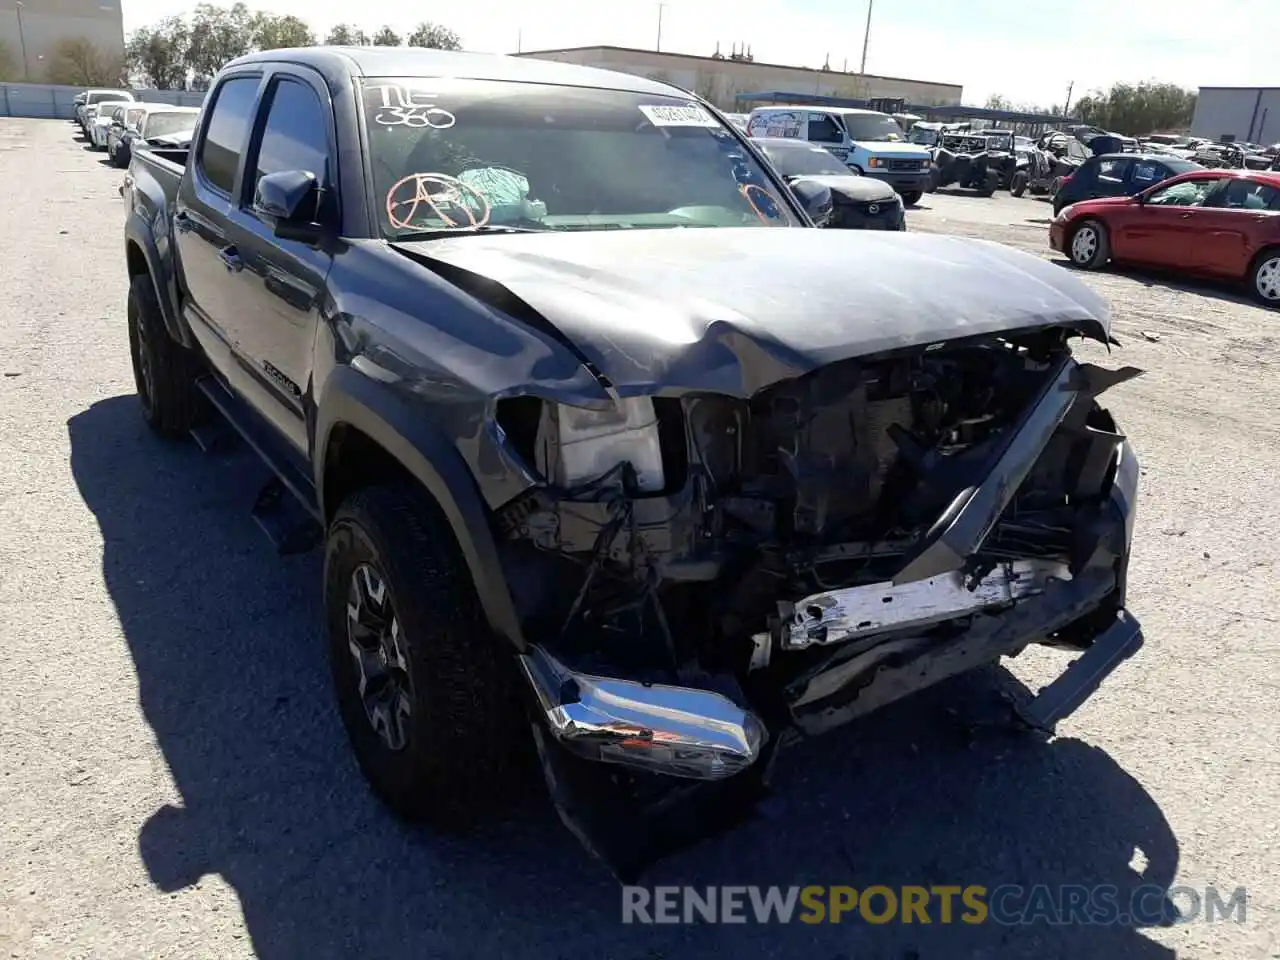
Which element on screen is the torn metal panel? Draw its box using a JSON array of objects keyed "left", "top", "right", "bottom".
[{"left": 769, "top": 558, "right": 1072, "bottom": 652}]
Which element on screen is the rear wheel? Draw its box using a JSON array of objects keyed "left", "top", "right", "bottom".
[
  {"left": 1010, "top": 171, "right": 1029, "bottom": 197},
  {"left": 127, "top": 274, "right": 204, "bottom": 437},
  {"left": 324, "top": 484, "right": 529, "bottom": 827},
  {"left": 1249, "top": 249, "right": 1280, "bottom": 306},
  {"left": 1068, "top": 219, "right": 1110, "bottom": 270}
]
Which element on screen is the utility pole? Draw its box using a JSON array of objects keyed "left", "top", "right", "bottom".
[
  {"left": 1063, "top": 80, "right": 1074, "bottom": 117},
  {"left": 858, "top": 0, "right": 873, "bottom": 74},
  {"left": 655, "top": 2, "right": 666, "bottom": 52},
  {"left": 517, "top": 28, "right": 522, "bottom": 54},
  {"left": 15, "top": 0, "right": 30, "bottom": 81}
]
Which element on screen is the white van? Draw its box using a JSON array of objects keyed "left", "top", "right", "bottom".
[{"left": 746, "top": 106, "right": 933, "bottom": 203}]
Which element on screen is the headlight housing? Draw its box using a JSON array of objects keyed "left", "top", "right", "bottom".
[{"left": 543, "top": 398, "right": 666, "bottom": 493}]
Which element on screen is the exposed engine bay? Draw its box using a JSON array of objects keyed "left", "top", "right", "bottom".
[{"left": 492, "top": 326, "right": 1142, "bottom": 875}]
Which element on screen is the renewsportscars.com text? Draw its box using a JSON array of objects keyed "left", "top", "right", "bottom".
[{"left": 621, "top": 884, "right": 1247, "bottom": 926}]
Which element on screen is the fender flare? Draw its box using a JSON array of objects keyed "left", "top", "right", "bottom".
[
  {"left": 124, "top": 212, "right": 194, "bottom": 348},
  {"left": 315, "top": 365, "right": 526, "bottom": 652}
]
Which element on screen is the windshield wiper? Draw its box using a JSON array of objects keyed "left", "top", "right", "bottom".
[{"left": 391, "top": 224, "right": 543, "bottom": 241}]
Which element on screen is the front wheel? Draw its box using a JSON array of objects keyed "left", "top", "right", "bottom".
[
  {"left": 1249, "top": 249, "right": 1280, "bottom": 306},
  {"left": 325, "top": 485, "right": 529, "bottom": 828},
  {"left": 900, "top": 190, "right": 922, "bottom": 206},
  {"left": 1010, "top": 171, "right": 1029, "bottom": 197},
  {"left": 1068, "top": 219, "right": 1110, "bottom": 270}
]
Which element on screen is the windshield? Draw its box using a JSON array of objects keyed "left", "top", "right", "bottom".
[
  {"left": 757, "top": 142, "right": 849, "bottom": 177},
  {"left": 909, "top": 127, "right": 939, "bottom": 146},
  {"left": 362, "top": 78, "right": 797, "bottom": 237},
  {"left": 144, "top": 112, "right": 197, "bottom": 139},
  {"left": 839, "top": 112, "right": 905, "bottom": 142}
]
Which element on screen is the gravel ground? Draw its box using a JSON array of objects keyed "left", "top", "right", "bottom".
[{"left": 1, "top": 118, "right": 1278, "bottom": 960}]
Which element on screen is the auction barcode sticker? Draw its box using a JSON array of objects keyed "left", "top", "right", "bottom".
[{"left": 639, "top": 104, "right": 719, "bottom": 127}]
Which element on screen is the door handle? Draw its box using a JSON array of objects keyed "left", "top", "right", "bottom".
[
  {"left": 218, "top": 245, "right": 243, "bottom": 272},
  {"left": 1179, "top": 212, "right": 1194, "bottom": 219}
]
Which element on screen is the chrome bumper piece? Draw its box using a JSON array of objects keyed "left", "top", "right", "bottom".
[{"left": 518, "top": 645, "right": 766, "bottom": 781}]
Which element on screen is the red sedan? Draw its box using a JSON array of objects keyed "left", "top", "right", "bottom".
[{"left": 1049, "top": 169, "right": 1280, "bottom": 305}]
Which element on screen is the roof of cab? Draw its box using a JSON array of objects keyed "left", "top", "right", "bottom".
[{"left": 223, "top": 46, "right": 688, "bottom": 98}]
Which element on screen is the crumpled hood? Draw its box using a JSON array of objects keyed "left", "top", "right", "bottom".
[
  {"left": 393, "top": 227, "right": 1111, "bottom": 397},
  {"left": 793, "top": 174, "right": 897, "bottom": 202}
]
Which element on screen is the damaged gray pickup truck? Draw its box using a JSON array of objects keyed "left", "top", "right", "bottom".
[{"left": 122, "top": 46, "right": 1143, "bottom": 878}]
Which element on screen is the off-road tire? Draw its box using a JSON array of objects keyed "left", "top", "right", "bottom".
[
  {"left": 127, "top": 274, "right": 203, "bottom": 437},
  {"left": 900, "top": 190, "right": 922, "bottom": 206},
  {"left": 1010, "top": 171, "right": 1029, "bottom": 197},
  {"left": 978, "top": 171, "right": 999, "bottom": 197},
  {"left": 324, "top": 484, "right": 529, "bottom": 828},
  {"left": 1248, "top": 247, "right": 1280, "bottom": 307},
  {"left": 1067, "top": 219, "right": 1110, "bottom": 270}
]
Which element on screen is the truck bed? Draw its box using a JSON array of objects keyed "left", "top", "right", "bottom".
[{"left": 127, "top": 145, "right": 186, "bottom": 211}]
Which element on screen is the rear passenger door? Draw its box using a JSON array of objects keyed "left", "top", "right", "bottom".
[
  {"left": 217, "top": 67, "right": 336, "bottom": 455},
  {"left": 1194, "top": 178, "right": 1280, "bottom": 276},
  {"left": 174, "top": 69, "right": 265, "bottom": 389}
]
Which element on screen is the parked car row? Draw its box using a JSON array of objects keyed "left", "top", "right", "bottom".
[{"left": 71, "top": 88, "right": 200, "bottom": 168}]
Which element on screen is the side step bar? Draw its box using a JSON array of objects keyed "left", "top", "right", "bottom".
[{"left": 194, "top": 376, "right": 323, "bottom": 555}]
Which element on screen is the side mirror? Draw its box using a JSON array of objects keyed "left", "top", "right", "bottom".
[
  {"left": 253, "top": 169, "right": 324, "bottom": 242},
  {"left": 789, "top": 179, "right": 833, "bottom": 227}
]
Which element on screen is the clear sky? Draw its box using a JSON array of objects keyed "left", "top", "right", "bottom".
[{"left": 119, "top": 0, "right": 1269, "bottom": 106}]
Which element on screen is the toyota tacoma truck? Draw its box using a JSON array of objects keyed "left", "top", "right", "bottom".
[{"left": 122, "top": 46, "right": 1144, "bottom": 879}]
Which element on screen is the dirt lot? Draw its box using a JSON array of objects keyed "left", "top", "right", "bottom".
[{"left": 1, "top": 118, "right": 1278, "bottom": 959}]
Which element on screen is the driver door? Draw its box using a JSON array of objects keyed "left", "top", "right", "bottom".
[{"left": 1111, "top": 176, "right": 1224, "bottom": 267}]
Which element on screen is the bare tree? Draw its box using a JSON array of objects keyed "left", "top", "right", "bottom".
[
  {"left": 405, "top": 21, "right": 461, "bottom": 50},
  {"left": 46, "top": 38, "right": 124, "bottom": 86}
]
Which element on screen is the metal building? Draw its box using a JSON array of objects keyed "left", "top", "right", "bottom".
[
  {"left": 1191, "top": 86, "right": 1280, "bottom": 146},
  {"left": 515, "top": 45, "right": 962, "bottom": 112},
  {"left": 0, "top": 0, "right": 124, "bottom": 83}
]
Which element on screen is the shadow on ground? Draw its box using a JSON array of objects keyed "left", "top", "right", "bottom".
[
  {"left": 1051, "top": 256, "right": 1260, "bottom": 309},
  {"left": 70, "top": 394, "right": 1181, "bottom": 960}
]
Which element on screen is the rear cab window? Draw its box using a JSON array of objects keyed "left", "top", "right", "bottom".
[{"left": 196, "top": 76, "right": 261, "bottom": 196}]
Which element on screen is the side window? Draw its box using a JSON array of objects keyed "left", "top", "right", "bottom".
[
  {"left": 1096, "top": 158, "right": 1131, "bottom": 184},
  {"left": 197, "top": 76, "right": 260, "bottom": 196},
  {"left": 807, "top": 113, "right": 843, "bottom": 144},
  {"left": 248, "top": 77, "right": 331, "bottom": 201},
  {"left": 1146, "top": 178, "right": 1218, "bottom": 207},
  {"left": 1131, "top": 161, "right": 1163, "bottom": 185},
  {"left": 1205, "top": 179, "right": 1278, "bottom": 211}
]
